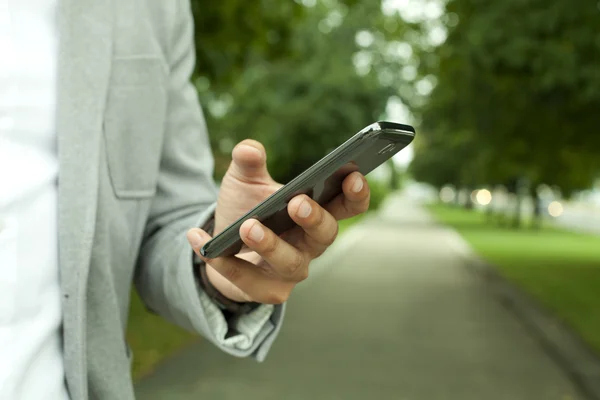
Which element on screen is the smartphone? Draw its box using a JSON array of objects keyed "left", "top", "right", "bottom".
[{"left": 201, "top": 121, "right": 415, "bottom": 258}]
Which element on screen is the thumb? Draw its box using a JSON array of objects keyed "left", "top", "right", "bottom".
[{"left": 228, "top": 139, "right": 273, "bottom": 182}]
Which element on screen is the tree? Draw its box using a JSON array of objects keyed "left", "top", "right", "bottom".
[
  {"left": 198, "top": 0, "right": 402, "bottom": 183},
  {"left": 409, "top": 0, "right": 600, "bottom": 220}
]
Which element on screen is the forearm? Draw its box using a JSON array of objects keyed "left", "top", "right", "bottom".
[
  {"left": 132, "top": 0, "right": 284, "bottom": 359},
  {"left": 134, "top": 204, "right": 284, "bottom": 358}
]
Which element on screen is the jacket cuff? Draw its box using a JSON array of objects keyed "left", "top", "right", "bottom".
[{"left": 181, "top": 205, "right": 285, "bottom": 359}]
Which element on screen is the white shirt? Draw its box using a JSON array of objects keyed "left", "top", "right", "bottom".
[{"left": 0, "top": 0, "right": 70, "bottom": 398}]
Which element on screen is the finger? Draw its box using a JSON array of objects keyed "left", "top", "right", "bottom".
[
  {"left": 325, "top": 171, "right": 370, "bottom": 220},
  {"left": 187, "top": 228, "right": 290, "bottom": 304},
  {"left": 288, "top": 194, "right": 339, "bottom": 257},
  {"left": 239, "top": 219, "right": 309, "bottom": 282},
  {"left": 228, "top": 139, "right": 274, "bottom": 183}
]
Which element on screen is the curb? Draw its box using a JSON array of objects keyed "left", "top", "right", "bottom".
[{"left": 443, "top": 227, "right": 600, "bottom": 400}]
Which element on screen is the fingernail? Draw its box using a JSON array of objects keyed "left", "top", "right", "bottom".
[
  {"left": 188, "top": 231, "right": 205, "bottom": 249},
  {"left": 241, "top": 144, "right": 263, "bottom": 158},
  {"left": 352, "top": 177, "right": 363, "bottom": 193},
  {"left": 248, "top": 223, "right": 264, "bottom": 242},
  {"left": 298, "top": 200, "right": 312, "bottom": 218}
]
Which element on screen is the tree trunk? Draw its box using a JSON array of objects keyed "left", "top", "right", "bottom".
[
  {"left": 453, "top": 184, "right": 461, "bottom": 207},
  {"left": 389, "top": 160, "right": 399, "bottom": 191},
  {"left": 464, "top": 186, "right": 474, "bottom": 210},
  {"left": 485, "top": 196, "right": 495, "bottom": 222},
  {"left": 531, "top": 186, "right": 542, "bottom": 230},
  {"left": 512, "top": 178, "right": 529, "bottom": 229},
  {"left": 512, "top": 194, "right": 522, "bottom": 228}
]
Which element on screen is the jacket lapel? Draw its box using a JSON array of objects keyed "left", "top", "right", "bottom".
[{"left": 56, "top": 0, "right": 113, "bottom": 396}]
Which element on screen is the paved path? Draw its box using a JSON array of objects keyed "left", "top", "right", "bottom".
[{"left": 136, "top": 194, "right": 583, "bottom": 400}]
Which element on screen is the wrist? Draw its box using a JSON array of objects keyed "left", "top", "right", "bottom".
[
  {"left": 192, "top": 213, "right": 260, "bottom": 314},
  {"left": 194, "top": 258, "right": 261, "bottom": 314},
  {"left": 205, "top": 263, "right": 251, "bottom": 303}
]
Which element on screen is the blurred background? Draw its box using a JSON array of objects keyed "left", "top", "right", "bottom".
[{"left": 128, "top": 0, "right": 600, "bottom": 398}]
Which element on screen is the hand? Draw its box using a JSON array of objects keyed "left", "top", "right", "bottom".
[{"left": 186, "top": 139, "right": 370, "bottom": 304}]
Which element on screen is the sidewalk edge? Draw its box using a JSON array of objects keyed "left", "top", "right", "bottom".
[{"left": 441, "top": 226, "right": 600, "bottom": 400}]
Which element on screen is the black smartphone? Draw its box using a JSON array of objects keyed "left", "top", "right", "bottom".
[{"left": 201, "top": 121, "right": 415, "bottom": 258}]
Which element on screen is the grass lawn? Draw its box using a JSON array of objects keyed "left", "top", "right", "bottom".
[
  {"left": 427, "top": 202, "right": 600, "bottom": 354},
  {"left": 126, "top": 211, "right": 366, "bottom": 380}
]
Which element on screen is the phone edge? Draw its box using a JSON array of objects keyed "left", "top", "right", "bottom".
[{"left": 200, "top": 121, "right": 415, "bottom": 258}]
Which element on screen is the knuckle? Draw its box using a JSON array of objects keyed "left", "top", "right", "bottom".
[
  {"left": 362, "top": 195, "right": 371, "bottom": 211},
  {"left": 223, "top": 264, "right": 242, "bottom": 283},
  {"left": 261, "top": 233, "right": 279, "bottom": 255},
  {"left": 307, "top": 223, "right": 338, "bottom": 249},
  {"left": 347, "top": 197, "right": 369, "bottom": 217},
  {"left": 302, "top": 234, "right": 320, "bottom": 252},
  {"left": 342, "top": 198, "right": 353, "bottom": 216},
  {"left": 311, "top": 205, "right": 326, "bottom": 227},
  {"left": 287, "top": 251, "right": 305, "bottom": 276},
  {"left": 361, "top": 203, "right": 370, "bottom": 214},
  {"left": 261, "top": 184, "right": 279, "bottom": 198},
  {"left": 301, "top": 233, "right": 331, "bottom": 257},
  {"left": 325, "top": 223, "right": 339, "bottom": 246},
  {"left": 297, "top": 267, "right": 310, "bottom": 282},
  {"left": 263, "top": 290, "right": 290, "bottom": 305}
]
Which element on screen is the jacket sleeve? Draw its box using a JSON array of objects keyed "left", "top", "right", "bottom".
[{"left": 133, "top": 0, "right": 284, "bottom": 361}]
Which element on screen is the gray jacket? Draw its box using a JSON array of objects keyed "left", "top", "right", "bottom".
[{"left": 56, "top": 0, "right": 284, "bottom": 398}]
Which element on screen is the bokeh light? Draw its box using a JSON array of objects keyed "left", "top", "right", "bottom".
[
  {"left": 440, "top": 186, "right": 455, "bottom": 203},
  {"left": 548, "top": 201, "right": 564, "bottom": 217},
  {"left": 476, "top": 189, "right": 492, "bottom": 205}
]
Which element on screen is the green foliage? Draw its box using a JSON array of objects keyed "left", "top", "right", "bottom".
[
  {"left": 190, "top": 0, "right": 366, "bottom": 93},
  {"left": 366, "top": 177, "right": 390, "bottom": 211},
  {"left": 127, "top": 289, "right": 196, "bottom": 380},
  {"left": 194, "top": 1, "right": 408, "bottom": 183},
  {"left": 409, "top": 0, "right": 600, "bottom": 195},
  {"left": 337, "top": 213, "right": 365, "bottom": 234},
  {"left": 190, "top": 0, "right": 306, "bottom": 93}
]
